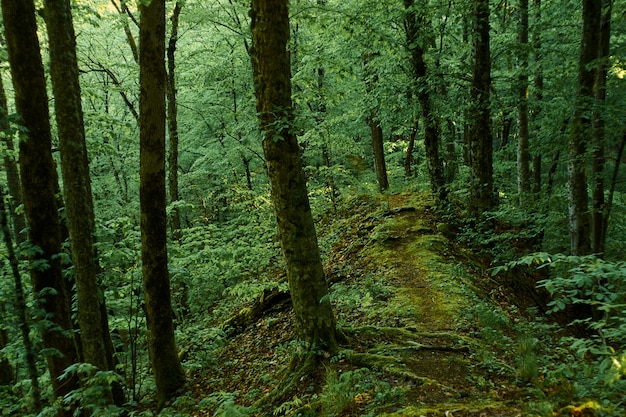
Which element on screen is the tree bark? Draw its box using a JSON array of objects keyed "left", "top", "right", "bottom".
[
  {"left": 139, "top": 0, "right": 186, "bottom": 407},
  {"left": 367, "top": 115, "right": 389, "bottom": 192},
  {"left": 168, "top": 2, "right": 182, "bottom": 241},
  {"left": 591, "top": 0, "right": 611, "bottom": 255},
  {"left": 250, "top": 0, "right": 338, "bottom": 352},
  {"left": 516, "top": 0, "right": 531, "bottom": 205},
  {"left": 45, "top": 0, "right": 114, "bottom": 387},
  {"left": 1, "top": 0, "right": 79, "bottom": 411},
  {"left": 531, "top": 0, "right": 543, "bottom": 195},
  {"left": 363, "top": 53, "right": 389, "bottom": 192},
  {"left": 467, "top": 0, "right": 495, "bottom": 217},
  {"left": 404, "top": 0, "right": 447, "bottom": 203},
  {"left": 405, "top": 117, "right": 418, "bottom": 177},
  {"left": 568, "top": 0, "right": 601, "bottom": 256}
]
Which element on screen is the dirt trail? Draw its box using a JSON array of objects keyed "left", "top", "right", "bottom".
[
  {"left": 191, "top": 192, "right": 528, "bottom": 416},
  {"left": 342, "top": 193, "right": 524, "bottom": 416}
]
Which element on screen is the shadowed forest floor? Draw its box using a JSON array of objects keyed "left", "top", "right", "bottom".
[{"left": 175, "top": 192, "right": 557, "bottom": 416}]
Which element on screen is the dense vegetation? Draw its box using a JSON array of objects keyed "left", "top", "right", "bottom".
[{"left": 0, "top": 0, "right": 625, "bottom": 416}]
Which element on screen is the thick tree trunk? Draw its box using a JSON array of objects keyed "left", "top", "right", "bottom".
[
  {"left": 1, "top": 0, "right": 79, "bottom": 411},
  {"left": 45, "top": 0, "right": 115, "bottom": 390},
  {"left": 568, "top": 0, "right": 601, "bottom": 256},
  {"left": 404, "top": 0, "right": 447, "bottom": 203},
  {"left": 251, "top": 0, "right": 338, "bottom": 352},
  {"left": 516, "top": 0, "right": 531, "bottom": 205},
  {"left": 139, "top": 0, "right": 186, "bottom": 407},
  {"left": 468, "top": 0, "right": 495, "bottom": 217},
  {"left": 168, "top": 2, "right": 182, "bottom": 241}
]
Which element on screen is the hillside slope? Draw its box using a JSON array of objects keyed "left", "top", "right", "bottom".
[{"left": 182, "top": 192, "right": 544, "bottom": 416}]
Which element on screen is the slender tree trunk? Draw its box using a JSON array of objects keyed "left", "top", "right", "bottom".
[
  {"left": 367, "top": 115, "right": 389, "bottom": 192},
  {"left": 601, "top": 129, "right": 625, "bottom": 250},
  {"left": 468, "top": 0, "right": 495, "bottom": 217},
  {"left": 363, "top": 53, "right": 389, "bottom": 192},
  {"left": 251, "top": 0, "right": 338, "bottom": 352},
  {"left": 516, "top": 0, "right": 531, "bottom": 205},
  {"left": 111, "top": 0, "right": 139, "bottom": 64},
  {"left": 0, "top": 185, "right": 42, "bottom": 409},
  {"left": 1, "top": 0, "right": 80, "bottom": 411},
  {"left": 0, "top": 76, "right": 26, "bottom": 247},
  {"left": 45, "top": 0, "right": 115, "bottom": 394},
  {"left": 404, "top": 0, "right": 447, "bottom": 203},
  {"left": 168, "top": 2, "right": 182, "bottom": 241},
  {"left": 139, "top": 0, "right": 186, "bottom": 407},
  {"left": 405, "top": 117, "right": 418, "bottom": 177},
  {"left": 591, "top": 0, "right": 611, "bottom": 255},
  {"left": 531, "top": 0, "right": 543, "bottom": 195},
  {"left": 568, "top": 0, "right": 601, "bottom": 256}
]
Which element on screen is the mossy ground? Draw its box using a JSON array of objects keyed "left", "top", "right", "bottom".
[{"left": 176, "top": 192, "right": 542, "bottom": 416}]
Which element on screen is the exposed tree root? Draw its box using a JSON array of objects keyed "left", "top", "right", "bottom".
[
  {"left": 221, "top": 287, "right": 291, "bottom": 336},
  {"left": 342, "top": 325, "right": 475, "bottom": 351}
]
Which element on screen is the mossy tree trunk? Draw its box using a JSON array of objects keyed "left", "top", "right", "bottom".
[
  {"left": 404, "top": 0, "right": 447, "bottom": 203},
  {"left": 467, "top": 0, "right": 495, "bottom": 218},
  {"left": 568, "top": 0, "right": 601, "bottom": 256},
  {"left": 591, "top": 1, "right": 611, "bottom": 255},
  {"left": 167, "top": 2, "right": 183, "bottom": 241},
  {"left": 1, "top": 0, "right": 79, "bottom": 412},
  {"left": 250, "top": 0, "right": 338, "bottom": 352},
  {"left": 44, "top": 0, "right": 117, "bottom": 396},
  {"left": 363, "top": 53, "right": 389, "bottom": 192},
  {"left": 516, "top": 0, "right": 531, "bottom": 206},
  {"left": 139, "top": 0, "right": 186, "bottom": 407}
]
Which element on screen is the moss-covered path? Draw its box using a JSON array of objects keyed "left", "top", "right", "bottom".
[
  {"left": 187, "top": 192, "right": 531, "bottom": 416},
  {"left": 325, "top": 192, "right": 526, "bottom": 416}
]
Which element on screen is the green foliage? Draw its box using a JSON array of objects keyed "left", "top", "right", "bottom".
[
  {"left": 59, "top": 363, "right": 125, "bottom": 416},
  {"left": 498, "top": 253, "right": 626, "bottom": 414}
]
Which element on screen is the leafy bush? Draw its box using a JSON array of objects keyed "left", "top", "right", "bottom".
[{"left": 497, "top": 253, "right": 626, "bottom": 415}]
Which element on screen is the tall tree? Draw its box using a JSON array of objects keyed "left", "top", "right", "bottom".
[
  {"left": 139, "top": 0, "right": 186, "bottom": 407},
  {"left": 1, "top": 0, "right": 79, "bottom": 411},
  {"left": 516, "top": 0, "right": 531, "bottom": 205},
  {"left": 530, "top": 0, "right": 543, "bottom": 195},
  {"left": 250, "top": 0, "right": 339, "bottom": 352},
  {"left": 467, "top": 0, "right": 495, "bottom": 217},
  {"left": 567, "top": 0, "right": 601, "bottom": 255},
  {"left": 168, "top": 2, "right": 183, "bottom": 240},
  {"left": 591, "top": 0, "right": 611, "bottom": 255},
  {"left": 363, "top": 52, "right": 389, "bottom": 192},
  {"left": 403, "top": 0, "right": 447, "bottom": 203},
  {"left": 44, "top": 0, "right": 115, "bottom": 389}
]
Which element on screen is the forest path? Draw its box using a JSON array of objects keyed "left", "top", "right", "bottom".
[
  {"left": 328, "top": 192, "right": 525, "bottom": 416},
  {"left": 189, "top": 192, "right": 529, "bottom": 417}
]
